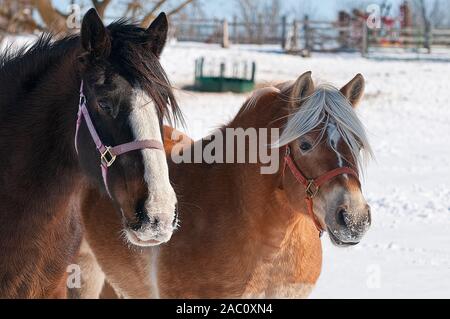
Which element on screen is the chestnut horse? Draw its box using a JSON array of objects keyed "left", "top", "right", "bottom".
[
  {"left": 77, "top": 72, "right": 373, "bottom": 298},
  {"left": 0, "top": 10, "right": 182, "bottom": 298}
]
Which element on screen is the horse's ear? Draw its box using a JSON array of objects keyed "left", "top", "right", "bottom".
[
  {"left": 290, "top": 71, "right": 314, "bottom": 107},
  {"left": 145, "top": 12, "right": 169, "bottom": 57},
  {"left": 81, "top": 8, "right": 111, "bottom": 58},
  {"left": 340, "top": 74, "right": 365, "bottom": 108}
]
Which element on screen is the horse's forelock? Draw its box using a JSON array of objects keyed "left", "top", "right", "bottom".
[
  {"left": 274, "top": 84, "right": 373, "bottom": 171},
  {"left": 107, "top": 21, "right": 184, "bottom": 127}
]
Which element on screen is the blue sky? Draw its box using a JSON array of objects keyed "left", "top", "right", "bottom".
[
  {"left": 55, "top": 0, "right": 404, "bottom": 21},
  {"left": 202, "top": 0, "right": 339, "bottom": 20},
  {"left": 203, "top": 0, "right": 404, "bottom": 20}
]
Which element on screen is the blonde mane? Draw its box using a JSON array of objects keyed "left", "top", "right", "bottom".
[{"left": 274, "top": 83, "right": 373, "bottom": 170}]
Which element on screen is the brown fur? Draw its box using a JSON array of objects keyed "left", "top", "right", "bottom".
[{"left": 0, "top": 10, "right": 178, "bottom": 298}]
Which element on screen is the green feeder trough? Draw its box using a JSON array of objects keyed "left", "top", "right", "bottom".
[{"left": 194, "top": 57, "right": 256, "bottom": 93}]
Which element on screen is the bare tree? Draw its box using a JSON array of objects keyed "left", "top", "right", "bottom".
[
  {"left": 34, "top": 0, "right": 68, "bottom": 33},
  {"left": 92, "top": 0, "right": 111, "bottom": 18},
  {"left": 1, "top": 0, "right": 196, "bottom": 35},
  {"left": 140, "top": 0, "right": 196, "bottom": 28},
  {"left": 410, "top": 0, "right": 450, "bottom": 28},
  {"left": 407, "top": 0, "right": 450, "bottom": 51},
  {"left": 235, "top": 0, "right": 282, "bottom": 43},
  {"left": 0, "top": 0, "right": 40, "bottom": 34},
  {"left": 294, "top": 0, "right": 318, "bottom": 20}
]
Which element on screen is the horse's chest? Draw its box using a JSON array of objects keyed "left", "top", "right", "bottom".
[
  {"left": 0, "top": 191, "right": 83, "bottom": 298},
  {"left": 242, "top": 234, "right": 322, "bottom": 299},
  {"left": 242, "top": 258, "right": 313, "bottom": 298}
]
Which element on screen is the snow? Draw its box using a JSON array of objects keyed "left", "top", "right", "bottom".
[
  {"left": 1, "top": 36, "right": 448, "bottom": 298},
  {"left": 0, "top": 34, "right": 38, "bottom": 53},
  {"left": 160, "top": 42, "right": 450, "bottom": 299}
]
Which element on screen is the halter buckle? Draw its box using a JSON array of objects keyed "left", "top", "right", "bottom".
[
  {"left": 305, "top": 180, "right": 320, "bottom": 198},
  {"left": 79, "top": 92, "right": 86, "bottom": 106},
  {"left": 101, "top": 147, "right": 116, "bottom": 167},
  {"left": 284, "top": 146, "right": 291, "bottom": 158}
]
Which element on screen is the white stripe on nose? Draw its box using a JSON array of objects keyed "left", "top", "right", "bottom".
[
  {"left": 327, "top": 121, "right": 348, "bottom": 181},
  {"left": 128, "top": 90, "right": 177, "bottom": 230}
]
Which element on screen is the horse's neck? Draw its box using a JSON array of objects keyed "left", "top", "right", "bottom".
[
  {"left": 232, "top": 180, "right": 322, "bottom": 297},
  {"left": 0, "top": 49, "right": 81, "bottom": 212},
  {"left": 168, "top": 132, "right": 322, "bottom": 297},
  {"left": 3, "top": 50, "right": 79, "bottom": 160}
]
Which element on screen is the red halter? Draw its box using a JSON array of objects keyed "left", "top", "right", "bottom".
[
  {"left": 283, "top": 146, "right": 360, "bottom": 236},
  {"left": 75, "top": 81, "right": 164, "bottom": 198}
]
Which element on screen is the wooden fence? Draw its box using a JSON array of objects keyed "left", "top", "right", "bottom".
[
  {"left": 362, "top": 26, "right": 450, "bottom": 56},
  {"left": 2, "top": 14, "right": 449, "bottom": 57},
  {"left": 169, "top": 16, "right": 365, "bottom": 53},
  {"left": 169, "top": 17, "right": 285, "bottom": 46},
  {"left": 287, "top": 18, "right": 364, "bottom": 53},
  {"left": 169, "top": 16, "right": 450, "bottom": 57}
]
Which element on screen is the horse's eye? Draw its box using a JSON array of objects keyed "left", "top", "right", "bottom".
[
  {"left": 99, "top": 102, "right": 112, "bottom": 113},
  {"left": 300, "top": 142, "right": 312, "bottom": 152}
]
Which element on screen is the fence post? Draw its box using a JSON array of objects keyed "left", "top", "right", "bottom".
[
  {"left": 424, "top": 24, "right": 432, "bottom": 54},
  {"left": 361, "top": 22, "right": 368, "bottom": 57},
  {"left": 303, "top": 15, "right": 311, "bottom": 52},
  {"left": 251, "top": 62, "right": 256, "bottom": 82},
  {"left": 233, "top": 15, "right": 238, "bottom": 44},
  {"left": 258, "top": 14, "right": 264, "bottom": 44},
  {"left": 220, "top": 62, "right": 226, "bottom": 91},
  {"left": 281, "top": 15, "right": 287, "bottom": 50},
  {"left": 291, "top": 20, "right": 298, "bottom": 51},
  {"left": 222, "top": 19, "right": 230, "bottom": 48}
]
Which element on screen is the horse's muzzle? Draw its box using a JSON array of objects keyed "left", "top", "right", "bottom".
[{"left": 327, "top": 204, "right": 371, "bottom": 247}]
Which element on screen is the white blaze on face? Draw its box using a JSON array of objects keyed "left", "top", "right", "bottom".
[
  {"left": 327, "top": 121, "right": 345, "bottom": 173},
  {"left": 318, "top": 121, "right": 369, "bottom": 240},
  {"left": 314, "top": 121, "right": 349, "bottom": 224},
  {"left": 127, "top": 90, "right": 177, "bottom": 246}
]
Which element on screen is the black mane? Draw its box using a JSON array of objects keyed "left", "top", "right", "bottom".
[
  {"left": 0, "top": 20, "right": 183, "bottom": 125},
  {"left": 0, "top": 35, "right": 79, "bottom": 115}
]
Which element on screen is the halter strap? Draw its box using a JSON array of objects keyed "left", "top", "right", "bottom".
[
  {"left": 283, "top": 146, "right": 360, "bottom": 236},
  {"left": 75, "top": 81, "right": 164, "bottom": 198}
]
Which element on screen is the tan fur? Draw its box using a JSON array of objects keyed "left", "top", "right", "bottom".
[
  {"left": 68, "top": 239, "right": 105, "bottom": 299},
  {"left": 79, "top": 187, "right": 154, "bottom": 298}
]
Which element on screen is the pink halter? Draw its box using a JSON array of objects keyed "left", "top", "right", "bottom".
[{"left": 75, "top": 81, "right": 164, "bottom": 198}]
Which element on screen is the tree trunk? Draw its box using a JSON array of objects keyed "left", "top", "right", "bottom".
[
  {"left": 141, "top": 0, "right": 167, "bottom": 28},
  {"left": 140, "top": 0, "right": 195, "bottom": 28},
  {"left": 92, "top": 0, "right": 112, "bottom": 19},
  {"left": 34, "top": 0, "right": 67, "bottom": 33}
]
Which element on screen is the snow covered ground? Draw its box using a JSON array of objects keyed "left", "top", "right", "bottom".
[
  {"left": 161, "top": 42, "right": 450, "bottom": 299},
  {"left": 1, "top": 36, "right": 449, "bottom": 298}
]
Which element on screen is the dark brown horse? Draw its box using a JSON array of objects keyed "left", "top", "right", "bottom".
[
  {"left": 0, "top": 9, "right": 181, "bottom": 298},
  {"left": 77, "top": 72, "right": 373, "bottom": 298}
]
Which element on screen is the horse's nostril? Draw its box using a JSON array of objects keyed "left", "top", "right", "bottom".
[
  {"left": 136, "top": 209, "right": 150, "bottom": 225},
  {"left": 135, "top": 199, "right": 150, "bottom": 225},
  {"left": 130, "top": 220, "right": 142, "bottom": 231},
  {"left": 336, "top": 208, "right": 348, "bottom": 227}
]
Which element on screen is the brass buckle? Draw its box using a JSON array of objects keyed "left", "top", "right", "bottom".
[
  {"left": 305, "top": 180, "right": 319, "bottom": 198},
  {"left": 101, "top": 147, "right": 116, "bottom": 167}
]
